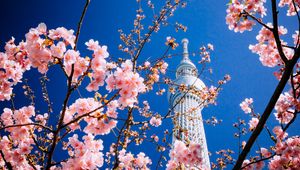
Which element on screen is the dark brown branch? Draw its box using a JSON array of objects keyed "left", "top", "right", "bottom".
[
  {"left": 264, "top": 126, "right": 276, "bottom": 143},
  {"left": 282, "top": 44, "right": 296, "bottom": 50},
  {"left": 271, "top": 0, "right": 288, "bottom": 64},
  {"left": 283, "top": 110, "right": 299, "bottom": 131},
  {"left": 60, "top": 91, "right": 119, "bottom": 130},
  {"left": 31, "top": 132, "right": 48, "bottom": 153},
  {"left": 243, "top": 11, "right": 272, "bottom": 31},
  {"left": 0, "top": 150, "right": 13, "bottom": 170},
  {"left": 241, "top": 154, "right": 275, "bottom": 169},
  {"left": 26, "top": 154, "right": 38, "bottom": 170},
  {"left": 45, "top": 0, "right": 90, "bottom": 169},
  {"left": 112, "top": 108, "right": 133, "bottom": 169},
  {"left": 233, "top": 51, "right": 299, "bottom": 170},
  {"left": 0, "top": 123, "right": 53, "bottom": 132},
  {"left": 74, "top": 0, "right": 90, "bottom": 50}
]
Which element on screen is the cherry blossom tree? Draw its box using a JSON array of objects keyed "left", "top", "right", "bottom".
[
  {"left": 0, "top": 0, "right": 227, "bottom": 169},
  {"left": 226, "top": 0, "right": 300, "bottom": 169},
  {"left": 2, "top": 0, "right": 299, "bottom": 169}
]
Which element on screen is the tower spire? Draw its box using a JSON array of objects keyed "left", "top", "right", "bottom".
[
  {"left": 168, "top": 38, "right": 211, "bottom": 169},
  {"left": 175, "top": 38, "right": 197, "bottom": 78},
  {"left": 182, "top": 38, "right": 189, "bottom": 60}
]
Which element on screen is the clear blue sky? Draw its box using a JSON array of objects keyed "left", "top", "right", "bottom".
[{"left": 0, "top": 0, "right": 299, "bottom": 169}]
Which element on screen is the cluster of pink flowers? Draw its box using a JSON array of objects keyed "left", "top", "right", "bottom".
[
  {"left": 242, "top": 159, "right": 264, "bottom": 170},
  {"left": 139, "top": 100, "right": 151, "bottom": 117},
  {"left": 0, "top": 23, "right": 91, "bottom": 101},
  {"left": 198, "top": 86, "right": 219, "bottom": 105},
  {"left": 48, "top": 26, "right": 76, "bottom": 48},
  {"left": 269, "top": 136, "right": 300, "bottom": 169},
  {"left": 64, "top": 98, "right": 117, "bottom": 135},
  {"left": 105, "top": 60, "right": 146, "bottom": 108},
  {"left": 149, "top": 116, "right": 162, "bottom": 127},
  {"left": 248, "top": 117, "right": 259, "bottom": 131},
  {"left": 60, "top": 134, "right": 104, "bottom": 169},
  {"left": 166, "top": 140, "right": 205, "bottom": 169},
  {"left": 160, "top": 62, "right": 169, "bottom": 74},
  {"left": 273, "top": 126, "right": 288, "bottom": 140},
  {"left": 279, "top": 0, "right": 300, "bottom": 16},
  {"left": 274, "top": 92, "right": 297, "bottom": 124},
  {"left": 118, "top": 149, "right": 152, "bottom": 169},
  {"left": 85, "top": 39, "right": 110, "bottom": 91},
  {"left": 0, "top": 106, "right": 47, "bottom": 169},
  {"left": 150, "top": 134, "right": 159, "bottom": 142},
  {"left": 0, "top": 37, "right": 31, "bottom": 101},
  {"left": 105, "top": 99, "right": 119, "bottom": 119},
  {"left": 260, "top": 147, "right": 272, "bottom": 158},
  {"left": 142, "top": 60, "right": 168, "bottom": 90},
  {"left": 249, "top": 24, "right": 293, "bottom": 67},
  {"left": 0, "top": 23, "right": 151, "bottom": 169},
  {"left": 292, "top": 31, "right": 299, "bottom": 45},
  {"left": 226, "top": 1, "right": 300, "bottom": 169},
  {"left": 25, "top": 23, "right": 82, "bottom": 75},
  {"left": 25, "top": 23, "right": 52, "bottom": 74},
  {"left": 25, "top": 23, "right": 93, "bottom": 83},
  {"left": 226, "top": 0, "right": 266, "bottom": 33},
  {"left": 64, "top": 50, "right": 89, "bottom": 82},
  {"left": 240, "top": 98, "right": 253, "bottom": 114},
  {"left": 199, "top": 43, "right": 214, "bottom": 63}
]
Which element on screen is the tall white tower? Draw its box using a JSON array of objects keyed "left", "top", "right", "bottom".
[{"left": 167, "top": 38, "right": 211, "bottom": 169}]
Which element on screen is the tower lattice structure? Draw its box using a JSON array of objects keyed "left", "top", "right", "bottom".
[{"left": 167, "top": 38, "right": 211, "bottom": 169}]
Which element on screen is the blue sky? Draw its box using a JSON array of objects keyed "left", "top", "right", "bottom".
[{"left": 0, "top": 0, "right": 299, "bottom": 169}]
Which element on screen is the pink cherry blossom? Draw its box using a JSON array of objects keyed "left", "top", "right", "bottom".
[
  {"left": 207, "top": 43, "right": 214, "bottom": 51},
  {"left": 240, "top": 98, "right": 253, "bottom": 114},
  {"left": 61, "top": 134, "right": 104, "bottom": 169},
  {"left": 118, "top": 149, "right": 152, "bottom": 169},
  {"left": 274, "top": 92, "right": 295, "bottom": 124},
  {"left": 269, "top": 136, "right": 300, "bottom": 169},
  {"left": 1, "top": 108, "right": 13, "bottom": 126},
  {"left": 101, "top": 59, "right": 145, "bottom": 107},
  {"left": 144, "top": 61, "right": 151, "bottom": 68},
  {"left": 248, "top": 117, "right": 259, "bottom": 131},
  {"left": 50, "top": 41, "right": 66, "bottom": 58},
  {"left": 260, "top": 147, "right": 272, "bottom": 158},
  {"left": 85, "top": 39, "right": 100, "bottom": 51},
  {"left": 160, "top": 62, "right": 168, "bottom": 74},
  {"left": 273, "top": 126, "right": 288, "bottom": 140},
  {"left": 0, "top": 36, "right": 32, "bottom": 101},
  {"left": 37, "top": 23, "right": 47, "bottom": 34},
  {"left": 149, "top": 116, "right": 162, "bottom": 127},
  {"left": 226, "top": 0, "right": 267, "bottom": 33},
  {"left": 64, "top": 98, "right": 119, "bottom": 135},
  {"left": 166, "top": 160, "right": 178, "bottom": 170},
  {"left": 48, "top": 27, "right": 76, "bottom": 48},
  {"left": 0, "top": 105, "right": 38, "bottom": 169},
  {"left": 63, "top": 49, "right": 79, "bottom": 66},
  {"left": 242, "top": 159, "right": 265, "bottom": 170},
  {"left": 249, "top": 24, "right": 292, "bottom": 67},
  {"left": 167, "top": 140, "right": 204, "bottom": 169},
  {"left": 94, "top": 45, "right": 109, "bottom": 58},
  {"left": 292, "top": 31, "right": 299, "bottom": 45},
  {"left": 279, "top": 0, "right": 300, "bottom": 16}
]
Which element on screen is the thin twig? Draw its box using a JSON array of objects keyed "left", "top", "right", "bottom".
[{"left": 45, "top": 0, "right": 90, "bottom": 169}]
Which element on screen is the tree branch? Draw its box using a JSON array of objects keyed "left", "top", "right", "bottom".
[
  {"left": 241, "top": 154, "right": 275, "bottom": 169},
  {"left": 0, "top": 150, "right": 13, "bottom": 170},
  {"left": 243, "top": 11, "right": 272, "bottom": 31},
  {"left": 271, "top": 0, "right": 288, "bottom": 64},
  {"left": 0, "top": 123, "right": 53, "bottom": 132},
  {"left": 233, "top": 52, "right": 299, "bottom": 169},
  {"left": 45, "top": 0, "right": 90, "bottom": 169}
]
